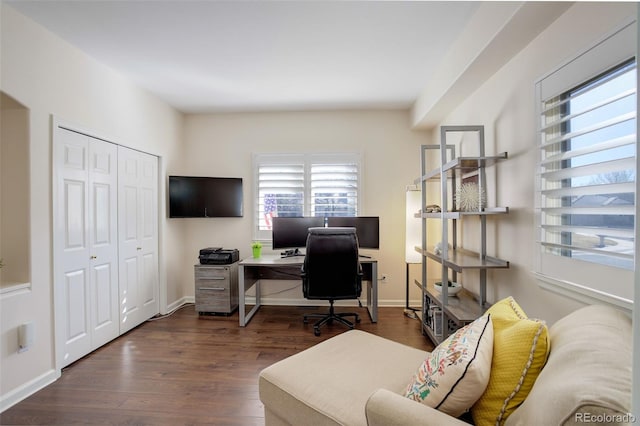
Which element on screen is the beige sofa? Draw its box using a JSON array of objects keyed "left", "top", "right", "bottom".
[{"left": 259, "top": 304, "right": 632, "bottom": 425}]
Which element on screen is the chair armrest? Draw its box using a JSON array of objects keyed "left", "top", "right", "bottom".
[{"left": 365, "top": 389, "right": 469, "bottom": 426}]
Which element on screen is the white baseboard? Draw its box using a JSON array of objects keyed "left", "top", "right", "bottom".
[
  {"left": 167, "top": 297, "right": 420, "bottom": 311},
  {"left": 256, "top": 297, "right": 416, "bottom": 307},
  {"left": 0, "top": 369, "right": 59, "bottom": 413},
  {"left": 165, "top": 296, "right": 194, "bottom": 314}
]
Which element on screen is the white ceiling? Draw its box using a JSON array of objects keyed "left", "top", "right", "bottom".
[{"left": 6, "top": 0, "right": 481, "bottom": 114}]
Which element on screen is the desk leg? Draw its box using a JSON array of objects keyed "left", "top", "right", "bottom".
[
  {"left": 366, "top": 263, "right": 378, "bottom": 323},
  {"left": 238, "top": 265, "right": 262, "bottom": 327},
  {"left": 239, "top": 265, "right": 246, "bottom": 326}
]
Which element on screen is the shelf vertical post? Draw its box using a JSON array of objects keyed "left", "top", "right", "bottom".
[
  {"left": 439, "top": 128, "right": 449, "bottom": 309},
  {"left": 478, "top": 127, "right": 488, "bottom": 308},
  {"left": 420, "top": 145, "right": 428, "bottom": 334}
]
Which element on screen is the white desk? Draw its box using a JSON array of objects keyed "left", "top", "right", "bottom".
[{"left": 238, "top": 255, "right": 378, "bottom": 326}]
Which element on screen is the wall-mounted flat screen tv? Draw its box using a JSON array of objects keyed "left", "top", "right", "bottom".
[{"left": 168, "top": 176, "right": 243, "bottom": 218}]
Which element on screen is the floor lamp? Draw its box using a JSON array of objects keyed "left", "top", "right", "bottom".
[{"left": 405, "top": 185, "right": 421, "bottom": 318}]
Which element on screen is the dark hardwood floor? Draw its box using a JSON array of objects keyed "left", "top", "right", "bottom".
[{"left": 1, "top": 305, "right": 433, "bottom": 425}]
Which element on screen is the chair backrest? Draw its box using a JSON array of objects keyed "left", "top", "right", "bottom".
[{"left": 302, "top": 227, "right": 362, "bottom": 300}]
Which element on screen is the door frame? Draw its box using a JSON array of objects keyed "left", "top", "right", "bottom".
[{"left": 51, "top": 116, "right": 165, "bottom": 373}]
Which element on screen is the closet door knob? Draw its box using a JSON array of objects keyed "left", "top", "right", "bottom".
[{"left": 90, "top": 255, "right": 97, "bottom": 259}]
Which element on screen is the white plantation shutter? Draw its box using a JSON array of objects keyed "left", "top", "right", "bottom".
[
  {"left": 258, "top": 162, "right": 305, "bottom": 231},
  {"left": 534, "top": 21, "right": 636, "bottom": 308},
  {"left": 254, "top": 153, "right": 361, "bottom": 240},
  {"left": 310, "top": 154, "right": 359, "bottom": 217},
  {"left": 539, "top": 60, "right": 636, "bottom": 268}
]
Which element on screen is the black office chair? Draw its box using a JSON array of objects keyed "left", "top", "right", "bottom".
[{"left": 301, "top": 227, "right": 363, "bottom": 336}]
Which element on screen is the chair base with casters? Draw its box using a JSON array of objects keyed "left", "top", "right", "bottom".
[{"left": 303, "top": 300, "right": 361, "bottom": 336}]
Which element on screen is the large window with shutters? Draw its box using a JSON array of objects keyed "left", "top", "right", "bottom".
[
  {"left": 534, "top": 21, "right": 636, "bottom": 308},
  {"left": 253, "top": 153, "right": 361, "bottom": 241}
]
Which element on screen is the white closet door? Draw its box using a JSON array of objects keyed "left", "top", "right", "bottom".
[
  {"left": 118, "top": 146, "right": 159, "bottom": 333},
  {"left": 54, "top": 128, "right": 119, "bottom": 367},
  {"left": 88, "top": 139, "right": 119, "bottom": 349}
]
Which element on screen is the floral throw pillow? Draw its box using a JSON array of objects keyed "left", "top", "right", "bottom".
[{"left": 404, "top": 314, "right": 493, "bottom": 417}]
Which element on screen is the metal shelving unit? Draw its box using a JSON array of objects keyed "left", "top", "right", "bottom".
[{"left": 414, "top": 125, "right": 510, "bottom": 344}]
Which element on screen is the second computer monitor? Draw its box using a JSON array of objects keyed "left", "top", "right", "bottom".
[
  {"left": 327, "top": 216, "right": 379, "bottom": 249},
  {"left": 272, "top": 216, "right": 326, "bottom": 249}
]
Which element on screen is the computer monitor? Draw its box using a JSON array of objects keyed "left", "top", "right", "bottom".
[
  {"left": 326, "top": 216, "right": 379, "bottom": 249},
  {"left": 271, "top": 216, "right": 326, "bottom": 249}
]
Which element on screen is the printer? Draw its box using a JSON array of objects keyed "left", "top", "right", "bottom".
[{"left": 199, "top": 247, "right": 240, "bottom": 265}]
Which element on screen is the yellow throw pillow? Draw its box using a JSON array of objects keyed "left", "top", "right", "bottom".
[{"left": 472, "top": 297, "right": 549, "bottom": 426}]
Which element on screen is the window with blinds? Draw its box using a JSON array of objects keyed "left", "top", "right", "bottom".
[
  {"left": 253, "top": 153, "right": 361, "bottom": 239},
  {"left": 310, "top": 163, "right": 358, "bottom": 217},
  {"left": 534, "top": 20, "right": 635, "bottom": 308},
  {"left": 538, "top": 60, "right": 636, "bottom": 270}
]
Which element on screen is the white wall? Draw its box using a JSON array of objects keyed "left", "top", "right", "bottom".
[
  {"left": 0, "top": 4, "right": 185, "bottom": 409},
  {"left": 180, "top": 110, "right": 428, "bottom": 304},
  {"left": 430, "top": 2, "right": 637, "bottom": 323}
]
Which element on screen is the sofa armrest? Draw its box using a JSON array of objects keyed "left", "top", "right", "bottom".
[{"left": 365, "top": 389, "right": 469, "bottom": 426}]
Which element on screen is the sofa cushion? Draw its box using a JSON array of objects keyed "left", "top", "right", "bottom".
[
  {"left": 259, "top": 330, "right": 427, "bottom": 426},
  {"left": 404, "top": 314, "right": 493, "bottom": 416},
  {"left": 472, "top": 297, "right": 549, "bottom": 426},
  {"left": 505, "top": 304, "right": 632, "bottom": 426}
]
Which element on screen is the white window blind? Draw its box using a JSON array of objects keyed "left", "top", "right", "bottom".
[
  {"left": 253, "top": 153, "right": 361, "bottom": 240},
  {"left": 310, "top": 159, "right": 359, "bottom": 217},
  {"left": 534, "top": 20, "right": 636, "bottom": 308},
  {"left": 539, "top": 60, "right": 636, "bottom": 269}
]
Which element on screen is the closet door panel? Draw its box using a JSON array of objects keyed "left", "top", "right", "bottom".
[
  {"left": 138, "top": 151, "right": 158, "bottom": 320},
  {"left": 120, "top": 255, "right": 140, "bottom": 325},
  {"left": 141, "top": 252, "right": 156, "bottom": 306},
  {"left": 118, "top": 153, "right": 141, "bottom": 333},
  {"left": 55, "top": 128, "right": 120, "bottom": 367},
  {"left": 65, "top": 269, "right": 90, "bottom": 343},
  {"left": 93, "top": 262, "right": 113, "bottom": 327},
  {"left": 118, "top": 146, "right": 159, "bottom": 333},
  {"left": 88, "top": 139, "right": 119, "bottom": 348},
  {"left": 56, "top": 129, "right": 92, "bottom": 366},
  {"left": 64, "top": 180, "right": 86, "bottom": 250}
]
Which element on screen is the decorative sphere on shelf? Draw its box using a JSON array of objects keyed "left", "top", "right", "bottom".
[{"left": 456, "top": 182, "right": 486, "bottom": 212}]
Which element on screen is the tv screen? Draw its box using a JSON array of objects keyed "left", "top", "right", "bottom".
[
  {"left": 327, "top": 216, "right": 379, "bottom": 249},
  {"left": 168, "top": 176, "right": 243, "bottom": 218},
  {"left": 272, "top": 216, "right": 325, "bottom": 249}
]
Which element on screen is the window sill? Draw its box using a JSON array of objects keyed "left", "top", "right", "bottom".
[
  {"left": 0, "top": 282, "right": 32, "bottom": 299},
  {"left": 534, "top": 271, "right": 632, "bottom": 314}
]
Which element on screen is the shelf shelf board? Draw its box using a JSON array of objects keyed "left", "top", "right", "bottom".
[
  {"left": 444, "top": 153, "right": 508, "bottom": 173},
  {"left": 415, "top": 153, "right": 508, "bottom": 183},
  {"left": 417, "top": 279, "right": 488, "bottom": 323},
  {"left": 420, "top": 207, "right": 509, "bottom": 219},
  {"left": 414, "top": 246, "right": 509, "bottom": 273},
  {"left": 422, "top": 322, "right": 443, "bottom": 345},
  {"left": 412, "top": 309, "right": 423, "bottom": 322}
]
